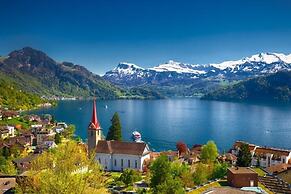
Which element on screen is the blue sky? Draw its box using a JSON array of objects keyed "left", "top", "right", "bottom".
[{"left": 1, "top": 0, "right": 291, "bottom": 74}]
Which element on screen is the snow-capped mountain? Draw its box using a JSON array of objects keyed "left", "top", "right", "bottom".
[{"left": 103, "top": 53, "right": 291, "bottom": 86}]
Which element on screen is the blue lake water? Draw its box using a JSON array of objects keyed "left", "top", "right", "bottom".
[{"left": 30, "top": 99, "right": 291, "bottom": 152}]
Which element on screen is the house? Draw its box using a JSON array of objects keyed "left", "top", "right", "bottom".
[
  {"left": 13, "top": 154, "right": 39, "bottom": 172},
  {"left": 231, "top": 141, "right": 291, "bottom": 168},
  {"left": 191, "top": 144, "right": 203, "bottom": 155},
  {"left": 25, "top": 115, "right": 41, "bottom": 123},
  {"left": 231, "top": 141, "right": 257, "bottom": 156},
  {"left": 2, "top": 111, "right": 19, "bottom": 120},
  {"left": 266, "top": 163, "right": 291, "bottom": 184},
  {"left": 0, "top": 126, "right": 15, "bottom": 139},
  {"left": 160, "top": 151, "right": 178, "bottom": 161},
  {"left": 95, "top": 140, "right": 151, "bottom": 171},
  {"left": 251, "top": 147, "right": 291, "bottom": 168},
  {"left": 42, "top": 141, "right": 57, "bottom": 149},
  {"left": 36, "top": 129, "right": 55, "bottom": 145},
  {"left": 218, "top": 153, "right": 237, "bottom": 166},
  {"left": 0, "top": 128, "right": 10, "bottom": 139},
  {"left": 227, "top": 167, "right": 258, "bottom": 188}
]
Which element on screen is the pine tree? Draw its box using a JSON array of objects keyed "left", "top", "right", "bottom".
[
  {"left": 236, "top": 143, "right": 252, "bottom": 167},
  {"left": 106, "top": 112, "right": 122, "bottom": 141}
]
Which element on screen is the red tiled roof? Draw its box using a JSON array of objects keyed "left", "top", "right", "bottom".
[
  {"left": 255, "top": 147, "right": 291, "bottom": 157},
  {"left": 96, "top": 140, "right": 149, "bottom": 156},
  {"left": 266, "top": 163, "right": 291, "bottom": 174},
  {"left": 233, "top": 141, "right": 256, "bottom": 151}
]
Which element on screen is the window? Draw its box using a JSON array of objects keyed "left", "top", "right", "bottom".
[
  {"left": 114, "top": 159, "right": 117, "bottom": 166},
  {"left": 128, "top": 160, "right": 130, "bottom": 167},
  {"left": 91, "top": 131, "right": 93, "bottom": 136},
  {"left": 135, "top": 160, "right": 138, "bottom": 168},
  {"left": 98, "top": 158, "right": 101, "bottom": 163},
  {"left": 121, "top": 159, "right": 123, "bottom": 167},
  {"left": 283, "top": 158, "right": 285, "bottom": 163}
]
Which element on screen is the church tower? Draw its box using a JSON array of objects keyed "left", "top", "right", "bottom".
[{"left": 88, "top": 99, "right": 102, "bottom": 152}]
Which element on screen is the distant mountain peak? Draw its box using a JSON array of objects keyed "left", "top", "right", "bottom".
[{"left": 116, "top": 62, "right": 144, "bottom": 70}]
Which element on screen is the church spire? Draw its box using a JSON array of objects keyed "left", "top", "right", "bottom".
[{"left": 90, "top": 99, "right": 100, "bottom": 129}]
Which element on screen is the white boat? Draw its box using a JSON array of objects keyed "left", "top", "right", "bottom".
[
  {"left": 132, "top": 131, "right": 142, "bottom": 142},
  {"left": 104, "top": 105, "right": 108, "bottom": 109}
]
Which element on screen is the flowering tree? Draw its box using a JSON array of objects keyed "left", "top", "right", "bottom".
[{"left": 176, "top": 141, "right": 188, "bottom": 156}]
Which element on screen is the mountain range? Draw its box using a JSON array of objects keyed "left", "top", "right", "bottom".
[
  {"left": 0, "top": 47, "right": 290, "bottom": 102},
  {"left": 103, "top": 53, "right": 291, "bottom": 97}
]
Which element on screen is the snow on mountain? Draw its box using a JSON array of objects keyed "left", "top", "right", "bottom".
[
  {"left": 103, "top": 52, "right": 291, "bottom": 86},
  {"left": 111, "top": 62, "right": 144, "bottom": 75},
  {"left": 150, "top": 60, "right": 206, "bottom": 74}
]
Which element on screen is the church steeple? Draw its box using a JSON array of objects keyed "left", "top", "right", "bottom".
[
  {"left": 90, "top": 99, "right": 100, "bottom": 129},
  {"left": 88, "top": 99, "right": 102, "bottom": 152}
]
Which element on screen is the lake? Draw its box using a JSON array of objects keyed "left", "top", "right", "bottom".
[{"left": 30, "top": 99, "right": 291, "bottom": 152}]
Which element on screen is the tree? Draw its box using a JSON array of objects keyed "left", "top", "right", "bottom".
[
  {"left": 63, "top": 124, "right": 76, "bottom": 139},
  {"left": 193, "top": 163, "right": 211, "bottom": 185},
  {"left": 0, "top": 157, "right": 17, "bottom": 175},
  {"left": 16, "top": 141, "right": 107, "bottom": 194},
  {"left": 155, "top": 178, "right": 184, "bottom": 194},
  {"left": 150, "top": 155, "right": 172, "bottom": 189},
  {"left": 106, "top": 112, "right": 122, "bottom": 141},
  {"left": 211, "top": 162, "right": 229, "bottom": 179},
  {"left": 149, "top": 155, "right": 184, "bottom": 193},
  {"left": 176, "top": 141, "right": 188, "bottom": 156},
  {"left": 1, "top": 147, "right": 10, "bottom": 159},
  {"left": 54, "top": 133, "right": 62, "bottom": 144},
  {"left": 200, "top": 141, "right": 219, "bottom": 163},
  {"left": 236, "top": 143, "right": 252, "bottom": 167},
  {"left": 119, "top": 169, "right": 142, "bottom": 186}
]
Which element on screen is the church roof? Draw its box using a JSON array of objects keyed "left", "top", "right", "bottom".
[
  {"left": 89, "top": 100, "right": 101, "bottom": 130},
  {"left": 96, "top": 140, "right": 149, "bottom": 156}
]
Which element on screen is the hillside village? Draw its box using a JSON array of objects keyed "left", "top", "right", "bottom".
[{"left": 0, "top": 101, "right": 290, "bottom": 193}]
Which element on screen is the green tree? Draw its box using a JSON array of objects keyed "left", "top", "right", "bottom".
[
  {"left": 54, "top": 133, "right": 62, "bottom": 144},
  {"left": 149, "top": 155, "right": 184, "bottom": 193},
  {"left": 211, "top": 162, "right": 229, "bottom": 179},
  {"left": 236, "top": 143, "right": 252, "bottom": 167},
  {"left": 1, "top": 147, "right": 10, "bottom": 159},
  {"left": 200, "top": 141, "right": 219, "bottom": 163},
  {"left": 119, "top": 169, "right": 142, "bottom": 186},
  {"left": 106, "top": 112, "right": 122, "bottom": 141},
  {"left": 16, "top": 141, "right": 107, "bottom": 194},
  {"left": 63, "top": 124, "right": 76, "bottom": 139},
  {"left": 193, "top": 163, "right": 211, "bottom": 185},
  {"left": 155, "top": 178, "right": 184, "bottom": 194},
  {"left": 0, "top": 157, "right": 17, "bottom": 175}
]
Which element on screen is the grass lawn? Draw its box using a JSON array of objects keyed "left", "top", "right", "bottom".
[
  {"left": 0, "top": 117, "right": 31, "bottom": 129},
  {"left": 189, "top": 180, "right": 227, "bottom": 194},
  {"left": 252, "top": 167, "right": 267, "bottom": 176}
]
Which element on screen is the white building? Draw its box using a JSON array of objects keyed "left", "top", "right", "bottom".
[
  {"left": 95, "top": 140, "right": 151, "bottom": 171},
  {"left": 231, "top": 141, "right": 291, "bottom": 168},
  {"left": 251, "top": 147, "right": 291, "bottom": 168}
]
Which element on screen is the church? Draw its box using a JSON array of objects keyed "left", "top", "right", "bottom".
[{"left": 88, "top": 100, "right": 151, "bottom": 172}]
